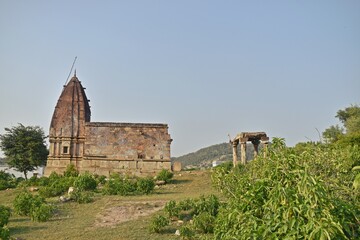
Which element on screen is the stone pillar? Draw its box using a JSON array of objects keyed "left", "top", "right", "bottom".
[
  {"left": 263, "top": 141, "right": 269, "bottom": 158},
  {"left": 232, "top": 142, "right": 238, "bottom": 166},
  {"left": 252, "top": 139, "right": 260, "bottom": 158},
  {"left": 253, "top": 143, "right": 259, "bottom": 158},
  {"left": 240, "top": 142, "right": 247, "bottom": 164}
]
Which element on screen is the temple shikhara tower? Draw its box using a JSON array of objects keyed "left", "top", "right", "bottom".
[{"left": 44, "top": 73, "right": 172, "bottom": 176}]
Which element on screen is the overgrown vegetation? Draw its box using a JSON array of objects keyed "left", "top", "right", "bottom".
[
  {"left": 13, "top": 191, "right": 53, "bottom": 222},
  {"left": 150, "top": 104, "right": 360, "bottom": 239},
  {"left": 211, "top": 138, "right": 360, "bottom": 239},
  {"left": 150, "top": 194, "right": 220, "bottom": 236},
  {"left": 156, "top": 169, "right": 174, "bottom": 183},
  {"left": 0, "top": 205, "right": 11, "bottom": 240}
]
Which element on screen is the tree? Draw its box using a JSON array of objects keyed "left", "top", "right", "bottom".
[
  {"left": 336, "top": 104, "right": 360, "bottom": 134},
  {"left": 0, "top": 124, "right": 48, "bottom": 179},
  {"left": 323, "top": 104, "right": 360, "bottom": 145},
  {"left": 322, "top": 125, "right": 344, "bottom": 143}
]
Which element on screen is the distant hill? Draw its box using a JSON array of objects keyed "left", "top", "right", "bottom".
[
  {"left": 172, "top": 142, "right": 263, "bottom": 169},
  {"left": 172, "top": 142, "right": 233, "bottom": 168}
]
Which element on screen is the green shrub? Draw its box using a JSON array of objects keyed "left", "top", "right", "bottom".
[
  {"left": 193, "top": 194, "right": 219, "bottom": 217},
  {"left": 102, "top": 178, "right": 136, "bottom": 196},
  {"left": 193, "top": 212, "right": 215, "bottom": 233},
  {"left": 212, "top": 138, "right": 360, "bottom": 239},
  {"left": 156, "top": 169, "right": 173, "bottom": 183},
  {"left": 179, "top": 225, "right": 195, "bottom": 240},
  {"left": 0, "top": 226, "right": 10, "bottom": 240},
  {"left": 74, "top": 172, "right": 97, "bottom": 191},
  {"left": 164, "top": 200, "right": 180, "bottom": 218},
  {"left": 0, "top": 205, "right": 11, "bottom": 227},
  {"left": 178, "top": 198, "right": 195, "bottom": 211},
  {"left": 94, "top": 174, "right": 107, "bottom": 185},
  {"left": 13, "top": 191, "right": 53, "bottom": 222},
  {"left": 63, "top": 164, "right": 79, "bottom": 177},
  {"left": 149, "top": 215, "right": 169, "bottom": 233},
  {"left": 39, "top": 177, "right": 75, "bottom": 198},
  {"left": 30, "top": 204, "right": 53, "bottom": 222},
  {"left": 136, "top": 177, "right": 155, "bottom": 194},
  {"left": 0, "top": 171, "right": 16, "bottom": 190},
  {"left": 70, "top": 189, "right": 93, "bottom": 204},
  {"left": 13, "top": 191, "right": 37, "bottom": 216}
]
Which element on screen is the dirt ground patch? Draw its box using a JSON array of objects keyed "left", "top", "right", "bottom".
[{"left": 94, "top": 200, "right": 167, "bottom": 228}]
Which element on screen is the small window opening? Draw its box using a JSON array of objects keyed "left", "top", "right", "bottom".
[{"left": 63, "top": 146, "right": 69, "bottom": 154}]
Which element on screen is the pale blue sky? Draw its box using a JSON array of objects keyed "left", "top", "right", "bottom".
[{"left": 0, "top": 1, "right": 359, "bottom": 157}]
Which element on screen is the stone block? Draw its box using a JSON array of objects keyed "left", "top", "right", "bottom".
[{"left": 172, "top": 161, "right": 182, "bottom": 172}]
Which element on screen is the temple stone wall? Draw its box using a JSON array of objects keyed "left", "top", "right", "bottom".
[{"left": 79, "top": 122, "right": 172, "bottom": 176}]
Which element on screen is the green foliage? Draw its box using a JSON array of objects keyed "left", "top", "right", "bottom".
[
  {"left": 136, "top": 177, "right": 155, "bottom": 194},
  {"left": 63, "top": 164, "right": 79, "bottom": 177},
  {"left": 30, "top": 203, "right": 53, "bottom": 222},
  {"left": 13, "top": 191, "right": 53, "bottom": 222},
  {"left": 0, "top": 226, "right": 10, "bottom": 240},
  {"left": 74, "top": 172, "right": 97, "bottom": 191},
  {"left": 353, "top": 166, "right": 360, "bottom": 190},
  {"left": 323, "top": 104, "right": 360, "bottom": 145},
  {"left": 164, "top": 200, "right": 180, "bottom": 218},
  {"left": 0, "top": 124, "right": 48, "bottom": 179},
  {"left": 0, "top": 205, "right": 11, "bottom": 227},
  {"left": 192, "top": 194, "right": 219, "bottom": 217},
  {"left": 93, "top": 174, "right": 107, "bottom": 185},
  {"left": 149, "top": 215, "right": 169, "bottom": 233},
  {"left": 156, "top": 169, "right": 174, "bottom": 183},
  {"left": 39, "top": 176, "right": 75, "bottom": 198},
  {"left": 70, "top": 189, "right": 93, "bottom": 204},
  {"left": 193, "top": 212, "right": 215, "bottom": 233},
  {"left": 13, "top": 191, "right": 37, "bottom": 216},
  {"left": 102, "top": 177, "right": 136, "bottom": 196},
  {"left": 212, "top": 139, "right": 360, "bottom": 239},
  {"left": 179, "top": 225, "right": 195, "bottom": 240},
  {"left": 323, "top": 125, "right": 344, "bottom": 143},
  {"left": 0, "top": 171, "right": 16, "bottom": 190},
  {"left": 336, "top": 104, "right": 360, "bottom": 134}
]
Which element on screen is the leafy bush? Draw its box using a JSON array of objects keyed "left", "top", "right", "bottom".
[
  {"left": 179, "top": 225, "right": 195, "bottom": 240},
  {"left": 192, "top": 194, "right": 219, "bottom": 217},
  {"left": 70, "top": 189, "right": 93, "bottom": 204},
  {"left": 193, "top": 212, "right": 215, "bottom": 233},
  {"left": 13, "top": 191, "right": 38, "bottom": 216},
  {"left": 136, "top": 177, "right": 155, "bottom": 194},
  {"left": 13, "top": 191, "right": 53, "bottom": 222},
  {"left": 102, "top": 178, "right": 137, "bottom": 196},
  {"left": 156, "top": 169, "right": 173, "bottom": 183},
  {"left": 149, "top": 215, "right": 169, "bottom": 233},
  {"left": 94, "top": 174, "right": 107, "bottom": 185},
  {"left": 0, "top": 205, "right": 11, "bottom": 227},
  {"left": 74, "top": 172, "right": 97, "bottom": 191},
  {"left": 0, "top": 171, "right": 16, "bottom": 190},
  {"left": 63, "top": 164, "right": 79, "bottom": 177},
  {"left": 39, "top": 176, "right": 75, "bottom": 198},
  {"left": 0, "top": 226, "right": 10, "bottom": 240},
  {"left": 164, "top": 200, "right": 180, "bottom": 218},
  {"left": 178, "top": 198, "right": 195, "bottom": 211},
  {"left": 30, "top": 204, "right": 53, "bottom": 222},
  {"left": 212, "top": 138, "right": 360, "bottom": 239}
]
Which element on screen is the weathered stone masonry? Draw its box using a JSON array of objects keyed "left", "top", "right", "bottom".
[{"left": 44, "top": 74, "right": 172, "bottom": 176}]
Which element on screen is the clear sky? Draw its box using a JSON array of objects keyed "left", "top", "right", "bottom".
[{"left": 0, "top": 1, "right": 359, "bottom": 157}]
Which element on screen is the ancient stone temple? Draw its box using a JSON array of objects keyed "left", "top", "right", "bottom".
[
  {"left": 44, "top": 73, "right": 172, "bottom": 176},
  {"left": 230, "top": 132, "right": 269, "bottom": 166}
]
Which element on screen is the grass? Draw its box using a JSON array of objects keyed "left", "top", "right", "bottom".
[{"left": 0, "top": 170, "right": 217, "bottom": 240}]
